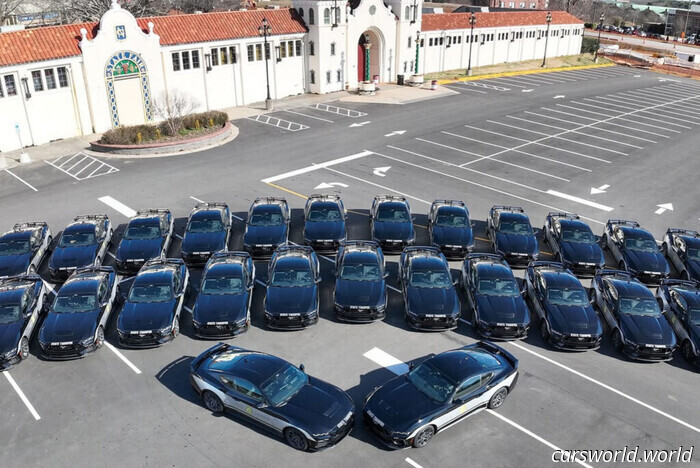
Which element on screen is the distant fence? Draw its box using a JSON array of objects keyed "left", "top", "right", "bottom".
[{"left": 598, "top": 45, "right": 700, "bottom": 80}]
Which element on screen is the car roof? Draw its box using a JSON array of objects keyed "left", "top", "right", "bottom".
[
  {"left": 376, "top": 201, "right": 408, "bottom": 210},
  {"left": 411, "top": 257, "right": 447, "bottom": 270},
  {"left": 435, "top": 205, "right": 467, "bottom": 214},
  {"left": 0, "top": 287, "right": 26, "bottom": 305},
  {"left": 343, "top": 251, "right": 379, "bottom": 263},
  {"left": 541, "top": 270, "right": 581, "bottom": 288},
  {"left": 274, "top": 257, "right": 310, "bottom": 269},
  {"left": 680, "top": 235, "right": 700, "bottom": 246},
  {"left": 498, "top": 211, "right": 530, "bottom": 223},
  {"left": 64, "top": 222, "right": 97, "bottom": 232},
  {"left": 475, "top": 261, "right": 512, "bottom": 278},
  {"left": 135, "top": 266, "right": 174, "bottom": 284},
  {"left": 129, "top": 215, "right": 160, "bottom": 225},
  {"left": 430, "top": 349, "right": 503, "bottom": 383},
  {"left": 608, "top": 278, "right": 652, "bottom": 298},
  {"left": 206, "top": 262, "right": 243, "bottom": 277},
  {"left": 559, "top": 219, "right": 590, "bottom": 230},
  {"left": 210, "top": 350, "right": 286, "bottom": 386},
  {"left": 0, "top": 230, "right": 33, "bottom": 240},
  {"left": 308, "top": 201, "right": 341, "bottom": 210},
  {"left": 618, "top": 225, "right": 653, "bottom": 237},
  {"left": 60, "top": 277, "right": 100, "bottom": 294},
  {"left": 190, "top": 209, "right": 223, "bottom": 219}
]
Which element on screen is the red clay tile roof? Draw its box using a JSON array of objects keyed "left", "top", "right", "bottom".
[
  {"left": 421, "top": 11, "right": 583, "bottom": 32},
  {"left": 0, "top": 9, "right": 306, "bottom": 67}
]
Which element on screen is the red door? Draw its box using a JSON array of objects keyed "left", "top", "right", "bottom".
[{"left": 358, "top": 44, "right": 365, "bottom": 82}]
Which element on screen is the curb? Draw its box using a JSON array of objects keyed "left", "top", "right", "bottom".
[{"left": 435, "top": 63, "right": 616, "bottom": 85}]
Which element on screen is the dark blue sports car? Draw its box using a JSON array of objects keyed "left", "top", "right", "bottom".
[
  {"left": 303, "top": 194, "right": 346, "bottom": 252},
  {"left": 244, "top": 197, "right": 290, "bottom": 258},
  {"left": 662, "top": 228, "right": 700, "bottom": 282},
  {"left": 487, "top": 206, "right": 538, "bottom": 266},
  {"left": 190, "top": 343, "right": 355, "bottom": 451},
  {"left": 117, "top": 258, "right": 189, "bottom": 347},
  {"left": 264, "top": 245, "right": 320, "bottom": 329},
  {"left": 370, "top": 195, "right": 415, "bottom": 253},
  {"left": 461, "top": 253, "right": 530, "bottom": 340},
  {"left": 399, "top": 247, "right": 460, "bottom": 331},
  {"left": 591, "top": 269, "right": 676, "bottom": 361},
  {"left": 543, "top": 212, "right": 604, "bottom": 276},
  {"left": 0, "top": 222, "right": 52, "bottom": 278},
  {"left": 333, "top": 241, "right": 387, "bottom": 322},
  {"left": 48, "top": 215, "right": 113, "bottom": 282},
  {"left": 525, "top": 261, "right": 603, "bottom": 350},
  {"left": 0, "top": 275, "right": 45, "bottom": 370},
  {"left": 115, "top": 209, "right": 173, "bottom": 274},
  {"left": 428, "top": 199, "right": 474, "bottom": 259},
  {"left": 192, "top": 252, "right": 255, "bottom": 338},
  {"left": 38, "top": 266, "right": 117, "bottom": 360},
  {"left": 181, "top": 203, "right": 231, "bottom": 266},
  {"left": 657, "top": 279, "right": 700, "bottom": 366},
  {"left": 363, "top": 341, "right": 518, "bottom": 448},
  {"left": 603, "top": 219, "right": 669, "bottom": 284}
]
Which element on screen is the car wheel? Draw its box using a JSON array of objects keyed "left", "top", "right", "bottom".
[
  {"left": 613, "top": 329, "right": 623, "bottom": 352},
  {"left": 539, "top": 319, "right": 549, "bottom": 340},
  {"left": 660, "top": 243, "right": 668, "bottom": 256},
  {"left": 172, "top": 317, "right": 180, "bottom": 338},
  {"left": 202, "top": 391, "right": 224, "bottom": 414},
  {"left": 601, "top": 234, "right": 608, "bottom": 250},
  {"left": 488, "top": 387, "right": 508, "bottom": 409},
  {"left": 682, "top": 340, "right": 693, "bottom": 361},
  {"left": 95, "top": 326, "right": 105, "bottom": 349},
  {"left": 284, "top": 428, "right": 309, "bottom": 451},
  {"left": 19, "top": 337, "right": 30, "bottom": 360},
  {"left": 412, "top": 426, "right": 435, "bottom": 448},
  {"left": 542, "top": 228, "right": 548, "bottom": 244}
]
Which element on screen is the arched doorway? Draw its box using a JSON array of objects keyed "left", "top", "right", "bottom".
[
  {"left": 358, "top": 30, "right": 382, "bottom": 83},
  {"left": 105, "top": 51, "right": 153, "bottom": 128}
]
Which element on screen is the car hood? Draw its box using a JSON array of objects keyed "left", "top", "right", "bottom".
[
  {"left": 545, "top": 304, "right": 601, "bottom": 335},
  {"left": 373, "top": 222, "right": 414, "bottom": 241},
  {"left": 475, "top": 294, "right": 530, "bottom": 325},
  {"left": 280, "top": 377, "right": 354, "bottom": 434},
  {"left": 495, "top": 232, "right": 538, "bottom": 256},
  {"left": 0, "top": 320, "right": 23, "bottom": 354},
  {"left": 193, "top": 293, "right": 247, "bottom": 323},
  {"left": 304, "top": 221, "right": 345, "bottom": 241},
  {"left": 0, "top": 253, "right": 31, "bottom": 277},
  {"left": 40, "top": 310, "right": 99, "bottom": 343},
  {"left": 619, "top": 313, "right": 675, "bottom": 346},
  {"left": 50, "top": 245, "right": 98, "bottom": 269},
  {"left": 244, "top": 225, "right": 286, "bottom": 245},
  {"left": 560, "top": 242, "right": 603, "bottom": 265},
  {"left": 266, "top": 285, "right": 317, "bottom": 314},
  {"left": 118, "top": 301, "right": 176, "bottom": 331},
  {"left": 406, "top": 287, "right": 458, "bottom": 316},
  {"left": 182, "top": 231, "right": 226, "bottom": 254},
  {"left": 365, "top": 375, "right": 442, "bottom": 433},
  {"left": 623, "top": 250, "right": 669, "bottom": 274},
  {"left": 432, "top": 226, "right": 473, "bottom": 247},
  {"left": 117, "top": 238, "right": 162, "bottom": 262},
  {"left": 334, "top": 279, "right": 385, "bottom": 307}
]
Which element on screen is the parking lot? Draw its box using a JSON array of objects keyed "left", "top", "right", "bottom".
[{"left": 1, "top": 67, "right": 699, "bottom": 468}]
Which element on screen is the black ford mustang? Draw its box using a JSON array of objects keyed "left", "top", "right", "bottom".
[
  {"left": 427, "top": 199, "right": 474, "bottom": 259},
  {"left": 603, "top": 219, "right": 669, "bottom": 284},
  {"left": 48, "top": 215, "right": 113, "bottom": 282},
  {"left": 486, "top": 206, "right": 538, "bottom": 266},
  {"left": 662, "top": 228, "right": 699, "bottom": 282},
  {"left": 115, "top": 209, "right": 173, "bottom": 274},
  {"left": 370, "top": 195, "right": 415, "bottom": 253},
  {"left": 0, "top": 275, "right": 45, "bottom": 370},
  {"left": 543, "top": 212, "right": 604, "bottom": 276},
  {"left": 363, "top": 341, "right": 518, "bottom": 448},
  {"left": 0, "top": 222, "right": 52, "bottom": 278},
  {"left": 243, "top": 197, "right": 290, "bottom": 258},
  {"left": 190, "top": 343, "right": 355, "bottom": 451},
  {"left": 181, "top": 203, "right": 231, "bottom": 266},
  {"left": 333, "top": 241, "right": 388, "bottom": 323},
  {"left": 303, "top": 194, "right": 347, "bottom": 252},
  {"left": 657, "top": 279, "right": 700, "bottom": 366}
]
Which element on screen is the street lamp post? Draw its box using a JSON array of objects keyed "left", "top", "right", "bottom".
[
  {"left": 594, "top": 13, "right": 605, "bottom": 63},
  {"left": 467, "top": 13, "right": 476, "bottom": 76},
  {"left": 541, "top": 11, "right": 552, "bottom": 68},
  {"left": 364, "top": 33, "right": 372, "bottom": 82},
  {"left": 258, "top": 17, "right": 273, "bottom": 110},
  {"left": 414, "top": 31, "right": 420, "bottom": 75}
]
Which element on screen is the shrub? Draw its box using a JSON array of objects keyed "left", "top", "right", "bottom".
[
  {"left": 581, "top": 37, "right": 600, "bottom": 54},
  {"left": 100, "top": 124, "right": 157, "bottom": 144},
  {"left": 584, "top": 23, "right": 594, "bottom": 29},
  {"left": 183, "top": 111, "right": 228, "bottom": 129}
]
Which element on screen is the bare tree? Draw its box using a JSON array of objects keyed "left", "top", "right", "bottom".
[
  {"left": 152, "top": 90, "right": 200, "bottom": 136},
  {"left": 1, "top": 0, "right": 24, "bottom": 24},
  {"left": 57, "top": 0, "right": 173, "bottom": 23}
]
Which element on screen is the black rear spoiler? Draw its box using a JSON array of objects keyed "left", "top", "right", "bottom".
[{"left": 474, "top": 341, "right": 518, "bottom": 370}]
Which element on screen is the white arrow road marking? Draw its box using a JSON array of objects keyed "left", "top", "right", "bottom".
[
  {"left": 590, "top": 184, "right": 610, "bottom": 195},
  {"left": 349, "top": 121, "right": 371, "bottom": 128},
  {"left": 633, "top": 74, "right": 641, "bottom": 78},
  {"left": 98, "top": 196, "right": 136, "bottom": 218},
  {"left": 553, "top": 95, "right": 565, "bottom": 99},
  {"left": 261, "top": 151, "right": 373, "bottom": 184},
  {"left": 314, "top": 182, "right": 349, "bottom": 189},
  {"left": 373, "top": 166, "right": 391, "bottom": 177},
  {"left": 3, "top": 372, "right": 40, "bottom": 420},
  {"left": 655, "top": 203, "right": 674, "bottom": 214},
  {"left": 522, "top": 89, "right": 534, "bottom": 93},
  {"left": 546, "top": 190, "right": 614, "bottom": 212},
  {"left": 384, "top": 130, "right": 406, "bottom": 137},
  {"left": 104, "top": 342, "right": 142, "bottom": 374}
]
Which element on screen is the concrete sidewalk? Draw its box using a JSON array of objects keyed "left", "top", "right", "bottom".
[{"left": 0, "top": 82, "right": 452, "bottom": 169}]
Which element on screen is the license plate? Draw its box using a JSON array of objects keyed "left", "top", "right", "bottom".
[
  {"left": 131, "top": 330, "right": 151, "bottom": 335},
  {"left": 193, "top": 251, "right": 209, "bottom": 255},
  {"left": 279, "top": 313, "right": 301, "bottom": 317},
  {"left": 570, "top": 333, "right": 591, "bottom": 337}
]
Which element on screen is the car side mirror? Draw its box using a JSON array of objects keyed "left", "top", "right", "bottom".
[
  {"left": 299, "top": 364, "right": 305, "bottom": 372},
  {"left": 408, "top": 362, "right": 415, "bottom": 371}
]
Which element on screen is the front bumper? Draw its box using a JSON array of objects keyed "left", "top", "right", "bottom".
[
  {"left": 549, "top": 333, "right": 602, "bottom": 351},
  {"left": 377, "top": 239, "right": 413, "bottom": 253},
  {"left": 436, "top": 244, "right": 472, "bottom": 259},
  {"left": 476, "top": 322, "right": 529, "bottom": 340},
  {"left": 500, "top": 252, "right": 536, "bottom": 267},
  {"left": 181, "top": 252, "right": 212, "bottom": 266},
  {"left": 633, "top": 271, "right": 669, "bottom": 285},
  {"left": 622, "top": 343, "right": 675, "bottom": 362},
  {"left": 306, "top": 239, "right": 342, "bottom": 253},
  {"left": 310, "top": 413, "right": 355, "bottom": 451},
  {"left": 0, "top": 353, "right": 21, "bottom": 370},
  {"left": 244, "top": 244, "right": 278, "bottom": 259},
  {"left": 193, "top": 321, "right": 249, "bottom": 339},
  {"left": 567, "top": 262, "right": 603, "bottom": 277},
  {"left": 115, "top": 258, "right": 147, "bottom": 274},
  {"left": 264, "top": 313, "right": 318, "bottom": 330},
  {"left": 362, "top": 411, "right": 410, "bottom": 449},
  {"left": 335, "top": 304, "right": 386, "bottom": 323},
  {"left": 49, "top": 267, "right": 78, "bottom": 282},
  {"left": 406, "top": 313, "right": 459, "bottom": 331},
  {"left": 40, "top": 342, "right": 97, "bottom": 360},
  {"left": 118, "top": 330, "right": 175, "bottom": 348}
]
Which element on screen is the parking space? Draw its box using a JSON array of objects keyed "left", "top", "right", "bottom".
[
  {"left": 244, "top": 104, "right": 370, "bottom": 133},
  {"left": 46, "top": 152, "right": 119, "bottom": 180}
]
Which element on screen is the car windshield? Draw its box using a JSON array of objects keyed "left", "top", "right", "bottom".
[
  {"left": 624, "top": 236, "right": 658, "bottom": 252},
  {"left": 546, "top": 287, "right": 589, "bottom": 306},
  {"left": 250, "top": 210, "right": 283, "bottom": 226},
  {"left": 561, "top": 228, "right": 595, "bottom": 244},
  {"left": 0, "top": 240, "right": 30, "bottom": 256},
  {"left": 477, "top": 278, "right": 519, "bottom": 296},
  {"left": 618, "top": 297, "right": 660, "bottom": 316},
  {"left": 270, "top": 268, "right": 313, "bottom": 287},
  {"left": 409, "top": 270, "right": 452, "bottom": 288},
  {"left": 499, "top": 220, "right": 533, "bottom": 235},
  {"left": 339, "top": 262, "right": 381, "bottom": 281},
  {"left": 187, "top": 217, "right": 223, "bottom": 233},
  {"left": 435, "top": 212, "right": 469, "bottom": 228},
  {"left": 128, "top": 284, "right": 173, "bottom": 303},
  {"left": 260, "top": 363, "right": 309, "bottom": 406},
  {"left": 688, "top": 247, "right": 700, "bottom": 261},
  {"left": 376, "top": 207, "right": 410, "bottom": 223},
  {"left": 689, "top": 308, "right": 700, "bottom": 326},
  {"left": 124, "top": 224, "right": 161, "bottom": 240},
  {"left": 201, "top": 276, "right": 244, "bottom": 295},
  {"left": 0, "top": 304, "right": 21, "bottom": 323},
  {"left": 59, "top": 231, "right": 96, "bottom": 247},
  {"left": 53, "top": 293, "right": 97, "bottom": 313},
  {"left": 408, "top": 361, "right": 456, "bottom": 404},
  {"left": 308, "top": 206, "right": 342, "bottom": 222}
]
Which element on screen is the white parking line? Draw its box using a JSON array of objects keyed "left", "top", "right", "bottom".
[
  {"left": 174, "top": 233, "right": 183, "bottom": 240},
  {"left": 190, "top": 196, "right": 206, "bottom": 204},
  {"left": 487, "top": 78, "right": 529, "bottom": 88},
  {"left": 261, "top": 150, "right": 373, "bottom": 183},
  {"left": 255, "top": 279, "right": 267, "bottom": 287},
  {"left": 606, "top": 95, "right": 698, "bottom": 124},
  {"left": 98, "top": 195, "right": 136, "bottom": 218},
  {"left": 444, "top": 84, "right": 488, "bottom": 94},
  {"left": 104, "top": 342, "right": 142, "bottom": 374},
  {"left": 533, "top": 109, "right": 657, "bottom": 144},
  {"left": 183, "top": 306, "right": 193, "bottom": 313},
  {"left": 574, "top": 100, "right": 684, "bottom": 132},
  {"left": 589, "top": 98, "right": 693, "bottom": 129},
  {"left": 106, "top": 251, "right": 117, "bottom": 260},
  {"left": 405, "top": 457, "right": 423, "bottom": 468},
  {"left": 459, "top": 317, "right": 472, "bottom": 326},
  {"left": 3, "top": 371, "right": 41, "bottom": 420},
  {"left": 545, "top": 190, "right": 614, "bottom": 212},
  {"left": 322, "top": 165, "right": 432, "bottom": 204},
  {"left": 554, "top": 104, "right": 673, "bottom": 137},
  {"left": 508, "top": 342, "right": 700, "bottom": 434},
  {"left": 521, "top": 112, "right": 649, "bottom": 146},
  {"left": 387, "top": 284, "right": 401, "bottom": 293},
  {"left": 282, "top": 109, "right": 334, "bottom": 123},
  {"left": 4, "top": 169, "right": 38, "bottom": 192},
  {"left": 232, "top": 214, "right": 244, "bottom": 221}
]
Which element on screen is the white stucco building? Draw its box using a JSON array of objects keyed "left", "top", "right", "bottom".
[{"left": 0, "top": 0, "right": 583, "bottom": 152}]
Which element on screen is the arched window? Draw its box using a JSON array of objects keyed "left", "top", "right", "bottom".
[
  {"left": 298, "top": 7, "right": 304, "bottom": 18},
  {"left": 405, "top": 6, "right": 410, "bottom": 20},
  {"left": 324, "top": 8, "right": 331, "bottom": 24},
  {"left": 309, "top": 8, "right": 315, "bottom": 25}
]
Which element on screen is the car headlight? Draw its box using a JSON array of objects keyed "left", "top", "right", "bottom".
[
  {"left": 2, "top": 349, "right": 17, "bottom": 360},
  {"left": 478, "top": 318, "right": 489, "bottom": 327},
  {"left": 406, "top": 309, "right": 418, "bottom": 317},
  {"left": 365, "top": 386, "right": 380, "bottom": 404},
  {"left": 158, "top": 325, "right": 173, "bottom": 335},
  {"left": 376, "top": 302, "right": 386, "bottom": 313},
  {"left": 192, "top": 319, "right": 202, "bottom": 328},
  {"left": 549, "top": 327, "right": 564, "bottom": 338},
  {"left": 80, "top": 336, "right": 95, "bottom": 347}
]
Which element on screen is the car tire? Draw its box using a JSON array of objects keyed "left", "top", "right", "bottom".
[
  {"left": 539, "top": 319, "right": 549, "bottom": 341},
  {"left": 412, "top": 426, "right": 435, "bottom": 448},
  {"left": 95, "top": 326, "right": 105, "bottom": 349},
  {"left": 202, "top": 391, "right": 224, "bottom": 414},
  {"left": 613, "top": 329, "right": 623, "bottom": 352},
  {"left": 601, "top": 234, "right": 608, "bottom": 250},
  {"left": 488, "top": 387, "right": 508, "bottom": 409},
  {"left": 682, "top": 340, "right": 693, "bottom": 362},
  {"left": 660, "top": 243, "right": 668, "bottom": 256},
  {"left": 284, "top": 428, "right": 309, "bottom": 451},
  {"left": 172, "top": 317, "right": 180, "bottom": 338},
  {"left": 19, "top": 337, "right": 30, "bottom": 360}
]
